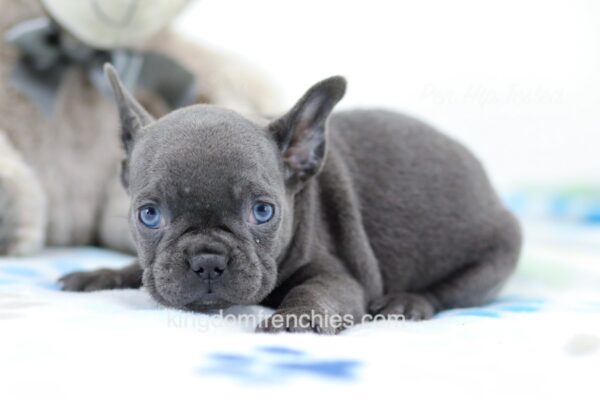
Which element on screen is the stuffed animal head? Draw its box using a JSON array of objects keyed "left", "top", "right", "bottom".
[{"left": 40, "top": 0, "right": 189, "bottom": 49}]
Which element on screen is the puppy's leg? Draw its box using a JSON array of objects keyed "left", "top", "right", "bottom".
[
  {"left": 369, "top": 292, "right": 437, "bottom": 321},
  {"left": 428, "top": 213, "right": 522, "bottom": 310},
  {"left": 60, "top": 262, "right": 142, "bottom": 292},
  {"left": 370, "top": 213, "right": 522, "bottom": 320},
  {"left": 0, "top": 132, "right": 47, "bottom": 255},
  {"left": 258, "top": 255, "right": 368, "bottom": 334}
]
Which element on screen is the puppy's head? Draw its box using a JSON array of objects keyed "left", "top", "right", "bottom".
[{"left": 104, "top": 64, "right": 345, "bottom": 310}]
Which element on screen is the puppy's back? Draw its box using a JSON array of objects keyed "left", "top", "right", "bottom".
[{"left": 325, "top": 109, "right": 518, "bottom": 289}]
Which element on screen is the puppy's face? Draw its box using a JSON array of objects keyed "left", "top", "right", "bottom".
[
  {"left": 105, "top": 65, "right": 345, "bottom": 310},
  {"left": 128, "top": 109, "right": 290, "bottom": 310}
]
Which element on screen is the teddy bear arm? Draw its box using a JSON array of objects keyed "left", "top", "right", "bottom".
[{"left": 0, "top": 131, "right": 47, "bottom": 256}]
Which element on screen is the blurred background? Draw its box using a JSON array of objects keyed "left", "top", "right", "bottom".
[{"left": 176, "top": 0, "right": 600, "bottom": 193}]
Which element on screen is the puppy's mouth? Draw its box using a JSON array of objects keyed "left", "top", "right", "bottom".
[
  {"left": 145, "top": 244, "right": 277, "bottom": 312},
  {"left": 184, "top": 294, "right": 232, "bottom": 312}
]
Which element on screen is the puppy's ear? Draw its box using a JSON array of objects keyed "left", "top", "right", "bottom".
[
  {"left": 104, "top": 63, "right": 154, "bottom": 154},
  {"left": 269, "top": 76, "right": 346, "bottom": 189}
]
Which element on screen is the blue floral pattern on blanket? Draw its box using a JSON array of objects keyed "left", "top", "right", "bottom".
[{"left": 199, "top": 346, "right": 362, "bottom": 383}]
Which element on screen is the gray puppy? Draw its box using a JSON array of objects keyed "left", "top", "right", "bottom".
[{"left": 60, "top": 64, "right": 522, "bottom": 334}]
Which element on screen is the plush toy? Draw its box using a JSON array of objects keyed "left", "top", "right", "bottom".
[{"left": 0, "top": 0, "right": 280, "bottom": 255}]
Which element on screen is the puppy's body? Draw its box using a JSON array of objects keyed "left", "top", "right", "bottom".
[
  {"left": 262, "top": 110, "right": 520, "bottom": 319},
  {"left": 61, "top": 68, "right": 521, "bottom": 333}
]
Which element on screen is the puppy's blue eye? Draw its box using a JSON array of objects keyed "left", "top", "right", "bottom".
[
  {"left": 252, "top": 202, "right": 274, "bottom": 224},
  {"left": 139, "top": 205, "right": 161, "bottom": 229}
]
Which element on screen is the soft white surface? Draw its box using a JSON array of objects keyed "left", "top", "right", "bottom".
[
  {"left": 175, "top": 0, "right": 600, "bottom": 190},
  {"left": 1, "top": 222, "right": 599, "bottom": 399}
]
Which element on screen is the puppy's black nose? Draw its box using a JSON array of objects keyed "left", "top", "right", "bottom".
[{"left": 189, "top": 253, "right": 227, "bottom": 280}]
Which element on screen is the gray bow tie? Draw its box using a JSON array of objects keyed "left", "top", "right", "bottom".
[{"left": 6, "top": 17, "right": 197, "bottom": 115}]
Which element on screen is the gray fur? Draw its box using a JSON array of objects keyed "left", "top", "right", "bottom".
[{"left": 60, "top": 64, "right": 522, "bottom": 334}]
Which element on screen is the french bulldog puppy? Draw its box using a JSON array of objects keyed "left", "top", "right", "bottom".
[{"left": 60, "top": 64, "right": 522, "bottom": 334}]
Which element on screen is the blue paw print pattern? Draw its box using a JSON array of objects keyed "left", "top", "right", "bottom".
[
  {"left": 198, "top": 346, "right": 362, "bottom": 384},
  {"left": 0, "top": 247, "right": 133, "bottom": 289},
  {"left": 0, "top": 263, "right": 48, "bottom": 288},
  {"left": 504, "top": 188, "right": 600, "bottom": 224},
  {"left": 436, "top": 297, "right": 545, "bottom": 319}
]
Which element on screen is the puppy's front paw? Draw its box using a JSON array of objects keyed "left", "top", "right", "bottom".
[
  {"left": 369, "top": 293, "right": 435, "bottom": 321},
  {"left": 59, "top": 269, "right": 126, "bottom": 292},
  {"left": 256, "top": 307, "right": 342, "bottom": 334}
]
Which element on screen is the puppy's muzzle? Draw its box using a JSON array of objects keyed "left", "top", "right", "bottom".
[{"left": 188, "top": 253, "right": 227, "bottom": 281}]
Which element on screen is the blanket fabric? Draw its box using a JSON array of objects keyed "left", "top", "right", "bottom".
[{"left": 0, "top": 220, "right": 598, "bottom": 399}]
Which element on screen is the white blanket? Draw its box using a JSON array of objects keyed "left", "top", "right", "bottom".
[{"left": 1, "top": 221, "right": 599, "bottom": 399}]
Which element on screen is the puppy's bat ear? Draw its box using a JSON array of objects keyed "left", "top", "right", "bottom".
[
  {"left": 104, "top": 63, "right": 154, "bottom": 154},
  {"left": 268, "top": 76, "right": 346, "bottom": 190}
]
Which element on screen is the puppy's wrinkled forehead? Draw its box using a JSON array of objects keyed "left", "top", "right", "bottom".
[
  {"left": 104, "top": 62, "right": 347, "bottom": 211},
  {"left": 128, "top": 106, "right": 282, "bottom": 207}
]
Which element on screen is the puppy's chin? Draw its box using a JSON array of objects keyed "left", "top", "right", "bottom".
[
  {"left": 146, "top": 276, "right": 231, "bottom": 311},
  {"left": 184, "top": 295, "right": 232, "bottom": 312}
]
